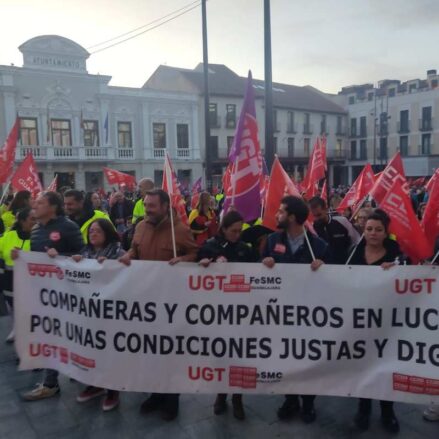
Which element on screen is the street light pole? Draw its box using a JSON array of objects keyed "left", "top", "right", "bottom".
[
  {"left": 201, "top": 0, "right": 212, "bottom": 191},
  {"left": 264, "top": 0, "right": 274, "bottom": 171}
]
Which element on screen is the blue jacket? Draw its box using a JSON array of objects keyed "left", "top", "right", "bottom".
[{"left": 262, "top": 230, "right": 331, "bottom": 264}]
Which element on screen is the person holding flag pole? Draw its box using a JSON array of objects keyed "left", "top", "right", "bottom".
[{"left": 261, "top": 195, "right": 330, "bottom": 424}]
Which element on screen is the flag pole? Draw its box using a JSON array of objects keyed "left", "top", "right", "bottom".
[
  {"left": 431, "top": 249, "right": 439, "bottom": 265},
  {"left": 345, "top": 234, "right": 364, "bottom": 265},
  {"left": 168, "top": 196, "right": 177, "bottom": 259},
  {"left": 303, "top": 226, "right": 316, "bottom": 261},
  {"left": 164, "top": 154, "right": 177, "bottom": 259},
  {"left": 349, "top": 194, "right": 369, "bottom": 222},
  {"left": 0, "top": 180, "right": 12, "bottom": 206}
]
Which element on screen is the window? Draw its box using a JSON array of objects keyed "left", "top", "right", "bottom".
[
  {"left": 304, "top": 138, "right": 310, "bottom": 156},
  {"left": 303, "top": 113, "right": 311, "bottom": 134},
  {"left": 399, "top": 110, "right": 409, "bottom": 132},
  {"left": 360, "top": 139, "right": 367, "bottom": 159},
  {"left": 287, "top": 111, "right": 295, "bottom": 133},
  {"left": 350, "top": 140, "right": 357, "bottom": 160},
  {"left": 177, "top": 124, "right": 189, "bottom": 149},
  {"left": 19, "top": 118, "right": 38, "bottom": 145},
  {"left": 360, "top": 116, "right": 367, "bottom": 137},
  {"left": 209, "top": 103, "right": 219, "bottom": 127},
  {"left": 152, "top": 123, "right": 166, "bottom": 149},
  {"left": 51, "top": 119, "right": 71, "bottom": 146},
  {"left": 388, "top": 88, "right": 396, "bottom": 97},
  {"left": 432, "top": 79, "right": 438, "bottom": 88},
  {"left": 227, "top": 136, "right": 234, "bottom": 155},
  {"left": 368, "top": 92, "right": 374, "bottom": 101},
  {"left": 273, "top": 137, "right": 278, "bottom": 154},
  {"left": 409, "top": 83, "right": 417, "bottom": 93},
  {"left": 320, "top": 115, "right": 327, "bottom": 134},
  {"left": 83, "top": 120, "right": 99, "bottom": 147},
  {"left": 154, "top": 170, "right": 163, "bottom": 187},
  {"left": 399, "top": 136, "right": 408, "bottom": 156},
  {"left": 349, "top": 96, "right": 355, "bottom": 104},
  {"left": 210, "top": 136, "right": 218, "bottom": 159},
  {"left": 226, "top": 104, "right": 236, "bottom": 129},
  {"left": 118, "top": 122, "right": 132, "bottom": 148},
  {"left": 336, "top": 139, "right": 343, "bottom": 157},
  {"left": 379, "top": 137, "right": 387, "bottom": 160},
  {"left": 350, "top": 118, "right": 357, "bottom": 137},
  {"left": 287, "top": 137, "right": 295, "bottom": 156},
  {"left": 273, "top": 110, "right": 279, "bottom": 131},
  {"left": 421, "top": 134, "right": 431, "bottom": 155},
  {"left": 336, "top": 116, "right": 343, "bottom": 135}
]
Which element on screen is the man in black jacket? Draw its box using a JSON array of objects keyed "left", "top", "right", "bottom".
[
  {"left": 20, "top": 191, "right": 84, "bottom": 401},
  {"left": 262, "top": 196, "right": 329, "bottom": 424}
]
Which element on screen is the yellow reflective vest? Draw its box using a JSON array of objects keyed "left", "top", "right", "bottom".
[
  {"left": 0, "top": 229, "right": 30, "bottom": 267},
  {"left": 132, "top": 199, "right": 145, "bottom": 224},
  {"left": 1, "top": 210, "right": 15, "bottom": 232},
  {"left": 80, "top": 210, "right": 111, "bottom": 243}
]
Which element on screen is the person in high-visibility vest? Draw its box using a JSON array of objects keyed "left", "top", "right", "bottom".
[
  {"left": 63, "top": 189, "right": 111, "bottom": 243},
  {"left": 0, "top": 206, "right": 36, "bottom": 342},
  {"left": 1, "top": 190, "right": 32, "bottom": 232},
  {"left": 132, "top": 178, "right": 154, "bottom": 224}
]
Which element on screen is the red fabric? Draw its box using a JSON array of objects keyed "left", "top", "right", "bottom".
[
  {"left": 0, "top": 118, "right": 19, "bottom": 184},
  {"left": 103, "top": 167, "right": 136, "bottom": 191},
  {"left": 426, "top": 169, "right": 439, "bottom": 192},
  {"left": 191, "top": 192, "right": 200, "bottom": 210},
  {"left": 337, "top": 163, "right": 375, "bottom": 213},
  {"left": 162, "top": 153, "right": 188, "bottom": 225},
  {"left": 46, "top": 175, "right": 58, "bottom": 192},
  {"left": 379, "top": 180, "right": 430, "bottom": 263},
  {"left": 11, "top": 153, "right": 43, "bottom": 196},
  {"left": 321, "top": 179, "right": 328, "bottom": 202},
  {"left": 304, "top": 137, "right": 327, "bottom": 197},
  {"left": 421, "top": 176, "right": 439, "bottom": 255},
  {"left": 369, "top": 153, "right": 409, "bottom": 204},
  {"left": 262, "top": 156, "right": 301, "bottom": 231}
]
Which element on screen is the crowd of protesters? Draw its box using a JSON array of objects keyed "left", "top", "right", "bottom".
[{"left": 0, "top": 176, "right": 438, "bottom": 432}]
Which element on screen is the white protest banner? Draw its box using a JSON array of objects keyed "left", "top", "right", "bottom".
[{"left": 14, "top": 252, "right": 439, "bottom": 404}]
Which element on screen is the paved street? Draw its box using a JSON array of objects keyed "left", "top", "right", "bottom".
[{"left": 0, "top": 316, "right": 437, "bottom": 439}]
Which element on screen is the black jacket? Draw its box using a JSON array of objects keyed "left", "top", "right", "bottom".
[
  {"left": 262, "top": 230, "right": 331, "bottom": 264},
  {"left": 349, "top": 238, "right": 403, "bottom": 266},
  {"left": 110, "top": 199, "right": 134, "bottom": 225},
  {"left": 31, "top": 216, "right": 84, "bottom": 256},
  {"left": 198, "top": 235, "right": 257, "bottom": 263}
]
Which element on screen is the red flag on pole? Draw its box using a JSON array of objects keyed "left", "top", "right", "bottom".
[
  {"left": 426, "top": 169, "right": 439, "bottom": 192},
  {"left": 369, "top": 152, "right": 409, "bottom": 204},
  {"left": 379, "top": 180, "right": 430, "bottom": 263},
  {"left": 11, "top": 153, "right": 43, "bottom": 196},
  {"left": 162, "top": 152, "right": 188, "bottom": 225},
  {"left": 103, "top": 167, "right": 136, "bottom": 191},
  {"left": 421, "top": 176, "right": 439, "bottom": 256},
  {"left": 262, "top": 156, "right": 301, "bottom": 231},
  {"left": 0, "top": 118, "right": 20, "bottom": 184},
  {"left": 46, "top": 175, "right": 58, "bottom": 192},
  {"left": 337, "top": 163, "right": 375, "bottom": 213}
]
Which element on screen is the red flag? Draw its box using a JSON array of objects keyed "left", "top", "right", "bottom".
[
  {"left": 321, "top": 179, "right": 328, "bottom": 202},
  {"left": 369, "top": 152, "right": 409, "bottom": 204},
  {"left": 379, "top": 180, "right": 430, "bottom": 263},
  {"left": 0, "top": 118, "right": 20, "bottom": 184},
  {"left": 262, "top": 156, "right": 301, "bottom": 231},
  {"left": 222, "top": 163, "right": 233, "bottom": 198},
  {"left": 46, "top": 175, "right": 58, "bottom": 192},
  {"left": 426, "top": 169, "right": 439, "bottom": 192},
  {"left": 11, "top": 153, "right": 42, "bottom": 196},
  {"left": 337, "top": 163, "right": 375, "bottom": 213},
  {"left": 421, "top": 176, "right": 439, "bottom": 256},
  {"left": 103, "top": 167, "right": 136, "bottom": 191},
  {"left": 162, "top": 153, "right": 188, "bottom": 225},
  {"left": 304, "top": 137, "right": 327, "bottom": 197}
]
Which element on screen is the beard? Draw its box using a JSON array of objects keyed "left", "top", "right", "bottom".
[{"left": 276, "top": 218, "right": 289, "bottom": 230}]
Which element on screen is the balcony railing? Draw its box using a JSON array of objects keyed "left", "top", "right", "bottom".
[
  {"left": 176, "top": 148, "right": 191, "bottom": 158},
  {"left": 16, "top": 145, "right": 122, "bottom": 161},
  {"left": 419, "top": 118, "right": 433, "bottom": 131},
  {"left": 349, "top": 129, "right": 358, "bottom": 138},
  {"left": 397, "top": 121, "right": 410, "bottom": 133},
  {"left": 153, "top": 148, "right": 166, "bottom": 159},
  {"left": 303, "top": 124, "right": 313, "bottom": 135}
]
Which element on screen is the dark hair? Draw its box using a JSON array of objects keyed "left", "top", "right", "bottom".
[
  {"left": 84, "top": 192, "right": 97, "bottom": 212},
  {"left": 9, "top": 190, "right": 31, "bottom": 214},
  {"left": 280, "top": 195, "right": 309, "bottom": 225},
  {"left": 219, "top": 211, "right": 243, "bottom": 235},
  {"left": 11, "top": 207, "right": 32, "bottom": 231},
  {"left": 42, "top": 191, "right": 64, "bottom": 216},
  {"left": 87, "top": 218, "right": 120, "bottom": 247},
  {"left": 367, "top": 208, "right": 390, "bottom": 233},
  {"left": 309, "top": 196, "right": 327, "bottom": 210},
  {"left": 64, "top": 189, "right": 84, "bottom": 202},
  {"left": 145, "top": 189, "right": 170, "bottom": 206}
]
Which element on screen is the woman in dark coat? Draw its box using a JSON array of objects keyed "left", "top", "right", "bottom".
[
  {"left": 198, "top": 211, "right": 257, "bottom": 420},
  {"left": 349, "top": 209, "right": 404, "bottom": 434}
]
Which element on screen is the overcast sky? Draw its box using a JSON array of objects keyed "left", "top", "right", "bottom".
[{"left": 1, "top": 0, "right": 438, "bottom": 93}]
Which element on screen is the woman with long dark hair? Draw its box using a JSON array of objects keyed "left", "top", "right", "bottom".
[
  {"left": 72, "top": 218, "right": 124, "bottom": 411},
  {"left": 0, "top": 207, "right": 35, "bottom": 342},
  {"left": 198, "top": 211, "right": 257, "bottom": 420},
  {"left": 349, "top": 209, "right": 403, "bottom": 433}
]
